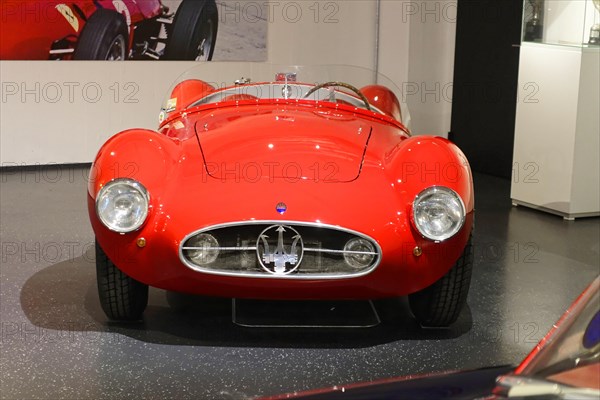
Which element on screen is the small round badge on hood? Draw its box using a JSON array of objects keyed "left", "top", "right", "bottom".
[{"left": 276, "top": 202, "right": 287, "bottom": 214}]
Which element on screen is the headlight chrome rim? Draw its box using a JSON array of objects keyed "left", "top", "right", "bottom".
[
  {"left": 412, "top": 186, "right": 466, "bottom": 242},
  {"left": 95, "top": 178, "right": 150, "bottom": 233}
]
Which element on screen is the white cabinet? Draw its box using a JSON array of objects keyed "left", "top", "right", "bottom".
[{"left": 511, "top": 42, "right": 599, "bottom": 220}]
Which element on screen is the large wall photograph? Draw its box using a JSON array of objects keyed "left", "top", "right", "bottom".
[{"left": 0, "top": 0, "right": 267, "bottom": 61}]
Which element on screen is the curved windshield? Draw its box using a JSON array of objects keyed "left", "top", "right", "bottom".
[{"left": 159, "top": 63, "right": 411, "bottom": 128}]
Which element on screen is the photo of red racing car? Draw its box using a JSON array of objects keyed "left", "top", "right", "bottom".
[{"left": 0, "top": 0, "right": 218, "bottom": 60}]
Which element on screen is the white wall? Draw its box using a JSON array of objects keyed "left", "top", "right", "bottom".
[
  {"left": 267, "top": 1, "right": 377, "bottom": 66},
  {"left": 407, "top": 0, "right": 457, "bottom": 136},
  {"left": 0, "top": 0, "right": 455, "bottom": 166},
  {"left": 378, "top": 0, "right": 411, "bottom": 126}
]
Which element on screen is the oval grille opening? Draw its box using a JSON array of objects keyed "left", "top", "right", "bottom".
[{"left": 180, "top": 222, "right": 381, "bottom": 279}]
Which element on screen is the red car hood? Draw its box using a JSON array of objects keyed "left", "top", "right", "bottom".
[{"left": 195, "top": 109, "right": 371, "bottom": 183}]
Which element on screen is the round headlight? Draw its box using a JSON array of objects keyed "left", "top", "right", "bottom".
[
  {"left": 343, "top": 238, "right": 376, "bottom": 269},
  {"left": 96, "top": 179, "right": 149, "bottom": 233},
  {"left": 186, "top": 234, "right": 220, "bottom": 265},
  {"left": 412, "top": 186, "right": 465, "bottom": 241}
]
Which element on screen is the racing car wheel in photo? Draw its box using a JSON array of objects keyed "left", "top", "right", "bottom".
[
  {"left": 0, "top": 0, "right": 218, "bottom": 61},
  {"left": 165, "top": 0, "right": 219, "bottom": 61},
  {"left": 74, "top": 9, "right": 128, "bottom": 60}
]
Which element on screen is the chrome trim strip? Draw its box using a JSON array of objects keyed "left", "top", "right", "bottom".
[
  {"left": 182, "top": 246, "right": 257, "bottom": 251},
  {"left": 182, "top": 246, "right": 376, "bottom": 255},
  {"left": 49, "top": 49, "right": 75, "bottom": 54},
  {"left": 178, "top": 220, "right": 382, "bottom": 280},
  {"left": 304, "top": 248, "right": 377, "bottom": 255}
]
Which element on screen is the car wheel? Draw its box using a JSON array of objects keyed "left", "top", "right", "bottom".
[
  {"left": 165, "top": 0, "right": 218, "bottom": 61},
  {"left": 95, "top": 240, "right": 148, "bottom": 321},
  {"left": 74, "top": 9, "right": 128, "bottom": 60},
  {"left": 408, "top": 235, "right": 473, "bottom": 327}
]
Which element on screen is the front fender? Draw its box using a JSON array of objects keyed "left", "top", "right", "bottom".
[
  {"left": 88, "top": 129, "right": 205, "bottom": 273},
  {"left": 377, "top": 136, "right": 475, "bottom": 290},
  {"left": 87, "top": 129, "right": 182, "bottom": 200},
  {"left": 386, "top": 136, "right": 474, "bottom": 213}
]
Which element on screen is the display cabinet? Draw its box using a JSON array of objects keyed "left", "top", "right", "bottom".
[
  {"left": 523, "top": 0, "right": 600, "bottom": 46},
  {"left": 511, "top": 1, "right": 600, "bottom": 220}
]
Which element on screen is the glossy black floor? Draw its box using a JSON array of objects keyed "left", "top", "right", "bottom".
[{"left": 1, "top": 166, "right": 598, "bottom": 399}]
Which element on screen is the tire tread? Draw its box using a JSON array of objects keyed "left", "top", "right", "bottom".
[
  {"left": 165, "top": 0, "right": 218, "bottom": 60},
  {"left": 409, "top": 236, "right": 473, "bottom": 327},
  {"left": 74, "top": 9, "right": 127, "bottom": 60},
  {"left": 96, "top": 240, "right": 148, "bottom": 321}
]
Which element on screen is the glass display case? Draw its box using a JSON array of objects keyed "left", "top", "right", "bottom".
[
  {"left": 513, "top": 2, "right": 600, "bottom": 220},
  {"left": 522, "top": 0, "right": 600, "bottom": 46}
]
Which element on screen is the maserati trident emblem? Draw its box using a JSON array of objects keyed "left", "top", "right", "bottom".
[
  {"left": 276, "top": 202, "right": 287, "bottom": 214},
  {"left": 257, "top": 225, "right": 303, "bottom": 275}
]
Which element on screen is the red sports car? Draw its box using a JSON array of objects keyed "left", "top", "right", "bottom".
[
  {"left": 0, "top": 0, "right": 217, "bottom": 60},
  {"left": 88, "top": 64, "right": 475, "bottom": 327}
]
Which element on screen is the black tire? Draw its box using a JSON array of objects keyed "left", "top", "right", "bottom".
[
  {"left": 96, "top": 240, "right": 148, "bottom": 321},
  {"left": 165, "top": 0, "right": 218, "bottom": 61},
  {"left": 74, "top": 9, "right": 128, "bottom": 60},
  {"left": 408, "top": 236, "right": 473, "bottom": 327}
]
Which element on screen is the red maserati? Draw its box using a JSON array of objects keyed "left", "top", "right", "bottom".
[{"left": 88, "top": 64, "right": 474, "bottom": 327}]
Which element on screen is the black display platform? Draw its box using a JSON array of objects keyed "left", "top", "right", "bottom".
[{"left": 232, "top": 299, "right": 381, "bottom": 328}]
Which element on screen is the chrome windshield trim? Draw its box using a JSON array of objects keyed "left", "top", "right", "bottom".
[{"left": 178, "top": 220, "right": 382, "bottom": 280}]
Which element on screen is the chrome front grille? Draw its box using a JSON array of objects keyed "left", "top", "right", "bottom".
[{"left": 179, "top": 221, "right": 381, "bottom": 279}]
